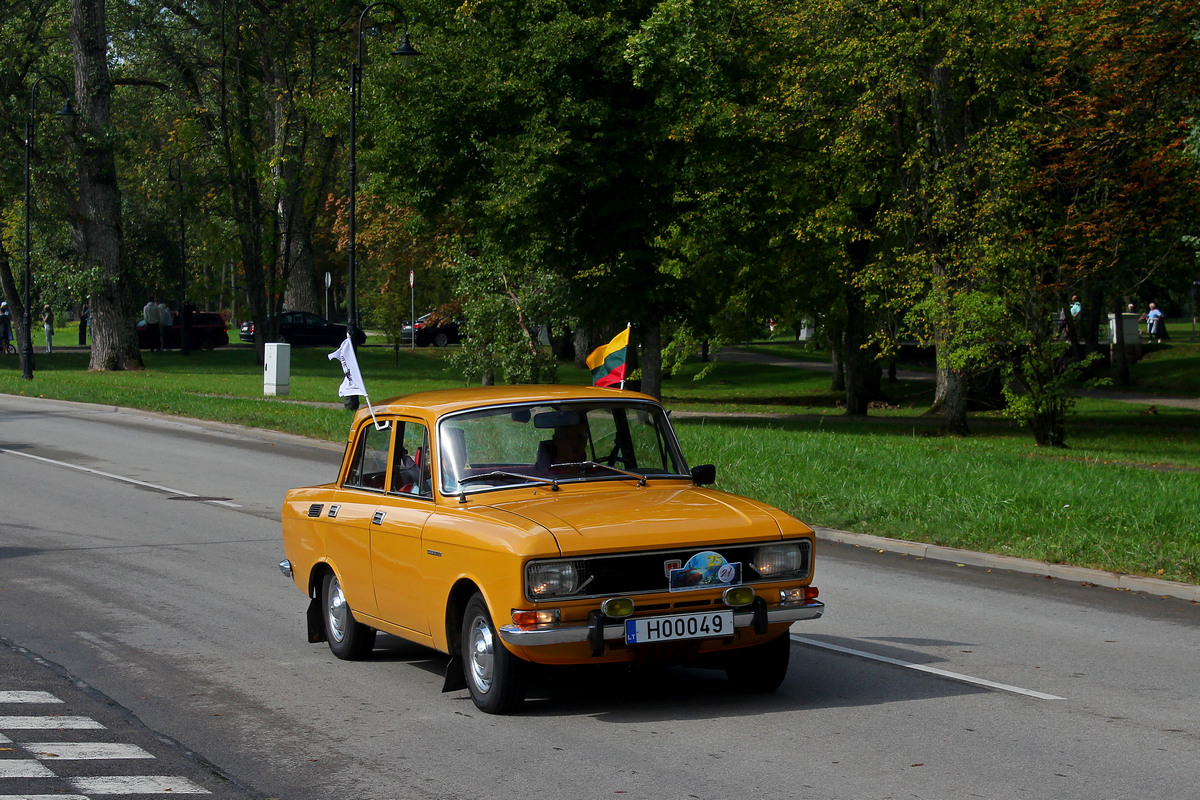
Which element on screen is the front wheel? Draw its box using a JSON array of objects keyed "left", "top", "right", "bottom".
[
  {"left": 461, "top": 593, "right": 528, "bottom": 714},
  {"left": 322, "top": 571, "right": 376, "bottom": 660},
  {"left": 724, "top": 632, "right": 791, "bottom": 693}
]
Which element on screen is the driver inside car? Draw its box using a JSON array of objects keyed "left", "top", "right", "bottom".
[{"left": 536, "top": 421, "right": 590, "bottom": 473}]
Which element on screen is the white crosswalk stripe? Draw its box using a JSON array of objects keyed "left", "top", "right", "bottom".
[
  {"left": 0, "top": 763, "right": 56, "bottom": 779},
  {"left": 0, "top": 717, "right": 105, "bottom": 731},
  {"left": 68, "top": 775, "right": 211, "bottom": 794},
  {"left": 0, "top": 694, "right": 62, "bottom": 705},
  {"left": 25, "top": 743, "right": 154, "bottom": 761}
]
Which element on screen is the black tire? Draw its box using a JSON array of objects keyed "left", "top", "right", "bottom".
[
  {"left": 322, "top": 571, "right": 376, "bottom": 660},
  {"left": 724, "top": 632, "right": 791, "bottom": 693},
  {"left": 461, "top": 593, "right": 528, "bottom": 714},
  {"left": 433, "top": 331, "right": 449, "bottom": 347}
]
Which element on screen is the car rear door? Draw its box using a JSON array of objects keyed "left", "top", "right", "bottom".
[
  {"left": 325, "top": 419, "right": 394, "bottom": 617},
  {"left": 370, "top": 419, "right": 435, "bottom": 634}
]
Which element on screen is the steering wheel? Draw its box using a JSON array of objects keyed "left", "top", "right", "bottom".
[{"left": 602, "top": 446, "right": 633, "bottom": 468}]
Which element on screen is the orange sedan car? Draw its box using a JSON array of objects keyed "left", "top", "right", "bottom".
[{"left": 279, "top": 385, "right": 823, "bottom": 713}]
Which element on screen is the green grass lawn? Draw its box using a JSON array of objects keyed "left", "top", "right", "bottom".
[{"left": 2, "top": 337, "right": 1197, "bottom": 584}]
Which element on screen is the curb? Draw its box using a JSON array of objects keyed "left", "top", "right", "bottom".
[{"left": 815, "top": 527, "right": 1200, "bottom": 603}]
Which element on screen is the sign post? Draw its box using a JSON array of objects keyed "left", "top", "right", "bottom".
[
  {"left": 325, "top": 271, "right": 332, "bottom": 320},
  {"left": 409, "top": 270, "right": 415, "bottom": 351}
]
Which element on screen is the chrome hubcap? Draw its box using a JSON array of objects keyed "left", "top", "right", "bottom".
[
  {"left": 467, "top": 616, "right": 495, "bottom": 693},
  {"left": 327, "top": 576, "right": 348, "bottom": 643}
]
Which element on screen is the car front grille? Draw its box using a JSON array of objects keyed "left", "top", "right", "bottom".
[{"left": 528, "top": 540, "right": 812, "bottom": 603}]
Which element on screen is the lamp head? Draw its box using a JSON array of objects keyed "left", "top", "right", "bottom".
[{"left": 391, "top": 29, "right": 420, "bottom": 56}]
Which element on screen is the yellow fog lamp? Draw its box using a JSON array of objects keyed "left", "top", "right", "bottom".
[
  {"left": 511, "top": 609, "right": 561, "bottom": 630},
  {"left": 722, "top": 586, "right": 756, "bottom": 608},
  {"left": 600, "top": 597, "right": 635, "bottom": 618}
]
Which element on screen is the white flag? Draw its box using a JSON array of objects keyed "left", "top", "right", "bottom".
[{"left": 328, "top": 336, "right": 367, "bottom": 398}]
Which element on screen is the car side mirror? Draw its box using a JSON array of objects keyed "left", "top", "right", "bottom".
[{"left": 691, "top": 464, "right": 716, "bottom": 485}]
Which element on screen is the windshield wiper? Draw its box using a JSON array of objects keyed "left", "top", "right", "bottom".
[
  {"left": 457, "top": 470, "right": 559, "bottom": 503},
  {"left": 551, "top": 461, "right": 647, "bottom": 487}
]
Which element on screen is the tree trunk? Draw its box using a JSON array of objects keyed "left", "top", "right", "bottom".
[
  {"left": 841, "top": 280, "right": 870, "bottom": 416},
  {"left": 828, "top": 330, "right": 845, "bottom": 392},
  {"left": 220, "top": 0, "right": 270, "bottom": 363},
  {"left": 0, "top": 242, "right": 29, "bottom": 349},
  {"left": 1111, "top": 294, "right": 1131, "bottom": 386},
  {"left": 72, "top": 0, "right": 142, "bottom": 371},
  {"left": 639, "top": 320, "right": 663, "bottom": 400},
  {"left": 271, "top": 68, "right": 320, "bottom": 315},
  {"left": 573, "top": 326, "right": 590, "bottom": 370}
]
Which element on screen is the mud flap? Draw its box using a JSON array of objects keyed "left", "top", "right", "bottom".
[
  {"left": 306, "top": 596, "right": 326, "bottom": 643},
  {"left": 442, "top": 656, "right": 467, "bottom": 692}
]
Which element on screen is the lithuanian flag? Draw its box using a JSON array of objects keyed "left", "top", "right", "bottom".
[{"left": 586, "top": 326, "right": 630, "bottom": 388}]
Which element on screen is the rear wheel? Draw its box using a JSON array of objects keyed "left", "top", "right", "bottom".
[
  {"left": 433, "top": 331, "right": 449, "bottom": 347},
  {"left": 724, "top": 632, "right": 791, "bottom": 693},
  {"left": 461, "top": 593, "right": 527, "bottom": 714},
  {"left": 322, "top": 571, "right": 376, "bottom": 660}
]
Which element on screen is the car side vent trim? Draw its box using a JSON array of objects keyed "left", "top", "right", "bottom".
[{"left": 307, "top": 503, "right": 323, "bottom": 518}]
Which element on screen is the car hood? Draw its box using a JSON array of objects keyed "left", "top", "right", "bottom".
[{"left": 489, "top": 483, "right": 800, "bottom": 556}]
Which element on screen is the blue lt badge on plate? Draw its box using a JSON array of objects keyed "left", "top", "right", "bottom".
[{"left": 668, "top": 551, "right": 742, "bottom": 592}]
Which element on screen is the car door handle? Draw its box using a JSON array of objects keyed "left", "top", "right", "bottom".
[{"left": 372, "top": 511, "right": 386, "bottom": 525}]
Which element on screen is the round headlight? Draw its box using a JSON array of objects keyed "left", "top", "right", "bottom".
[{"left": 527, "top": 561, "right": 582, "bottom": 598}]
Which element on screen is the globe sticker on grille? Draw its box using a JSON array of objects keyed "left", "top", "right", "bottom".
[{"left": 669, "top": 551, "right": 742, "bottom": 592}]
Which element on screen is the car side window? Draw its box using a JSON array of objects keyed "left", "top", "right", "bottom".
[
  {"left": 344, "top": 423, "right": 392, "bottom": 491},
  {"left": 389, "top": 420, "right": 432, "bottom": 499}
]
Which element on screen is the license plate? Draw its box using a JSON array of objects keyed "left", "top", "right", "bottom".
[{"left": 624, "top": 610, "right": 734, "bottom": 644}]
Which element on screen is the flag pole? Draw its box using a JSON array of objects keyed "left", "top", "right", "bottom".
[{"left": 620, "top": 322, "right": 631, "bottom": 390}]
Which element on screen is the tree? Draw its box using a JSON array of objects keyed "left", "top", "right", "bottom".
[{"left": 71, "top": 0, "right": 142, "bottom": 371}]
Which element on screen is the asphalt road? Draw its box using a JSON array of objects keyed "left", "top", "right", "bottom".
[{"left": 1, "top": 395, "right": 1197, "bottom": 800}]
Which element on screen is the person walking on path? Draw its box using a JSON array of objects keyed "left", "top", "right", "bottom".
[
  {"left": 158, "top": 299, "right": 172, "bottom": 349},
  {"left": 143, "top": 296, "right": 162, "bottom": 351},
  {"left": 1140, "top": 302, "right": 1165, "bottom": 342},
  {"left": 1, "top": 302, "right": 12, "bottom": 354},
  {"left": 41, "top": 305, "right": 54, "bottom": 354}
]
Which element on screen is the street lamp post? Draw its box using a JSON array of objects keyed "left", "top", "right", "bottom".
[
  {"left": 22, "top": 75, "right": 76, "bottom": 381},
  {"left": 347, "top": 1, "right": 419, "bottom": 409}
]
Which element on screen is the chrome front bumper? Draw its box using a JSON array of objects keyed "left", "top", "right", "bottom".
[
  {"left": 498, "top": 600, "right": 824, "bottom": 647},
  {"left": 279, "top": 559, "right": 293, "bottom": 578}
]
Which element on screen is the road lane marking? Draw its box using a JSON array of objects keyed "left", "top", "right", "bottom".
[
  {"left": 68, "top": 776, "right": 211, "bottom": 794},
  {"left": 0, "top": 449, "right": 241, "bottom": 508},
  {"left": 0, "top": 716, "right": 106, "bottom": 730},
  {"left": 792, "top": 635, "right": 1066, "bottom": 701},
  {"left": 0, "top": 693, "right": 61, "bottom": 704},
  {"left": 26, "top": 743, "right": 154, "bottom": 760},
  {"left": 0, "top": 761, "right": 57, "bottom": 778}
]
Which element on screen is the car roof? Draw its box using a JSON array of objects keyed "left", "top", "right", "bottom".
[{"left": 352, "top": 385, "right": 660, "bottom": 425}]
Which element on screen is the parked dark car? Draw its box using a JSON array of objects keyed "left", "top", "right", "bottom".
[
  {"left": 401, "top": 312, "right": 461, "bottom": 347},
  {"left": 136, "top": 311, "right": 229, "bottom": 350},
  {"left": 239, "top": 311, "right": 366, "bottom": 348}
]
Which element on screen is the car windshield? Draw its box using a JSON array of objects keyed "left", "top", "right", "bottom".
[{"left": 437, "top": 401, "right": 688, "bottom": 495}]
